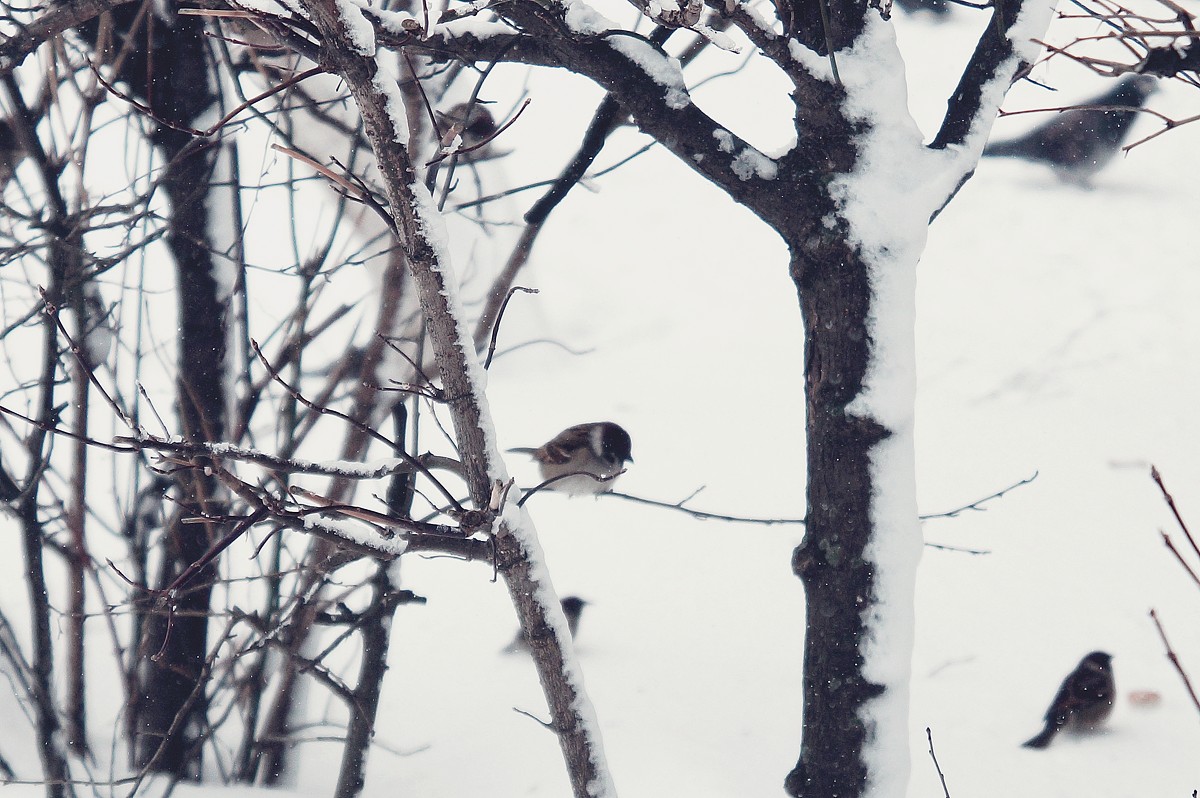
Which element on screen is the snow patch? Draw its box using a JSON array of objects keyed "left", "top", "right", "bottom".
[
  {"left": 562, "top": 0, "right": 616, "bottom": 35},
  {"left": 427, "top": 13, "right": 520, "bottom": 40},
  {"left": 731, "top": 148, "right": 777, "bottom": 181},
  {"left": 301, "top": 513, "right": 409, "bottom": 556},
  {"left": 607, "top": 36, "right": 689, "bottom": 110},
  {"left": 713, "top": 128, "right": 734, "bottom": 153},
  {"left": 334, "top": 0, "right": 377, "bottom": 55},
  {"left": 788, "top": 40, "right": 837, "bottom": 83},
  {"left": 371, "top": 55, "right": 410, "bottom": 146}
]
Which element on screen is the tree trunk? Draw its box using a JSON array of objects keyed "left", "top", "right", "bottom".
[
  {"left": 784, "top": 243, "right": 890, "bottom": 797},
  {"left": 87, "top": 5, "right": 228, "bottom": 775},
  {"left": 134, "top": 128, "right": 227, "bottom": 773}
]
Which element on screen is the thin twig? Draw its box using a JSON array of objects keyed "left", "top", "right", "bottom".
[
  {"left": 483, "top": 286, "right": 538, "bottom": 369},
  {"left": 926, "top": 727, "right": 952, "bottom": 798},
  {"left": 249, "top": 339, "right": 464, "bottom": 513},
  {"left": 919, "top": 472, "right": 1039, "bottom": 521},
  {"left": 1151, "top": 466, "right": 1200, "bottom": 562},
  {"left": 41, "top": 288, "right": 141, "bottom": 434},
  {"left": 923, "top": 542, "right": 991, "bottom": 555},
  {"left": 516, "top": 470, "right": 625, "bottom": 507},
  {"left": 1159, "top": 530, "right": 1200, "bottom": 590},
  {"left": 1149, "top": 609, "right": 1200, "bottom": 716},
  {"left": 605, "top": 489, "right": 805, "bottom": 524},
  {"left": 512, "top": 706, "right": 556, "bottom": 730}
]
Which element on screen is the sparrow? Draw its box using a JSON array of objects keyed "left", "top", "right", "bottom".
[
  {"left": 893, "top": 0, "right": 951, "bottom": 17},
  {"left": 512, "top": 422, "right": 633, "bottom": 496},
  {"left": 437, "top": 102, "right": 498, "bottom": 146},
  {"left": 0, "top": 457, "right": 20, "bottom": 502},
  {"left": 983, "top": 75, "right": 1158, "bottom": 184},
  {"left": 0, "top": 118, "right": 26, "bottom": 187},
  {"left": 1023, "top": 651, "right": 1115, "bottom": 749},
  {"left": 502, "top": 596, "right": 588, "bottom": 654},
  {"left": 434, "top": 102, "right": 504, "bottom": 163}
]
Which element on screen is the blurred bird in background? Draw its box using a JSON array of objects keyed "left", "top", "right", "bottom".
[
  {"left": 503, "top": 596, "right": 588, "bottom": 654},
  {"left": 0, "top": 118, "right": 27, "bottom": 187},
  {"left": 1023, "top": 651, "right": 1115, "bottom": 749},
  {"left": 893, "top": 0, "right": 951, "bottom": 17},
  {"left": 0, "top": 456, "right": 20, "bottom": 502},
  {"left": 983, "top": 75, "right": 1158, "bottom": 184}
]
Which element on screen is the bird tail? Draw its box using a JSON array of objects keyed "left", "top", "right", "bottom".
[
  {"left": 982, "top": 139, "right": 1028, "bottom": 159},
  {"left": 1022, "top": 723, "right": 1057, "bottom": 749}
]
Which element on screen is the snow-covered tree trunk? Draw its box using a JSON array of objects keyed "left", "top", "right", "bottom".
[
  {"left": 781, "top": 34, "right": 925, "bottom": 795},
  {"left": 778, "top": 9, "right": 1054, "bottom": 794}
]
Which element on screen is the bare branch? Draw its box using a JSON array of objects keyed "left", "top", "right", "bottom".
[
  {"left": 1151, "top": 465, "right": 1200, "bottom": 562},
  {"left": 1149, "top": 609, "right": 1200, "bottom": 716}
]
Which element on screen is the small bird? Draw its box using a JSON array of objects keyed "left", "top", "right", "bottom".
[
  {"left": 512, "top": 422, "right": 633, "bottom": 496},
  {"left": 437, "top": 102, "right": 498, "bottom": 145},
  {"left": 893, "top": 0, "right": 951, "bottom": 17},
  {"left": 1023, "top": 651, "right": 1115, "bottom": 749},
  {"left": 0, "top": 458, "right": 20, "bottom": 502},
  {"left": 0, "top": 118, "right": 26, "bottom": 187},
  {"left": 983, "top": 76, "right": 1158, "bottom": 184},
  {"left": 503, "top": 596, "right": 588, "bottom": 654}
]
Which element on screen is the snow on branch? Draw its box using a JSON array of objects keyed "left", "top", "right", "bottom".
[
  {"left": 933, "top": 0, "right": 1056, "bottom": 148},
  {"left": 284, "top": 0, "right": 618, "bottom": 793}
]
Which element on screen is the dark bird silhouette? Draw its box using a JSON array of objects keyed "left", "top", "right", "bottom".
[
  {"left": 0, "top": 455, "right": 21, "bottom": 502},
  {"left": 0, "top": 118, "right": 26, "bottom": 186},
  {"left": 984, "top": 76, "right": 1158, "bottom": 184},
  {"left": 503, "top": 596, "right": 588, "bottom": 654},
  {"left": 1023, "top": 651, "right": 1115, "bottom": 749},
  {"left": 893, "top": 0, "right": 951, "bottom": 17}
]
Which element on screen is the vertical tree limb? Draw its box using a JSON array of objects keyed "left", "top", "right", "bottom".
[{"left": 290, "top": 3, "right": 615, "bottom": 793}]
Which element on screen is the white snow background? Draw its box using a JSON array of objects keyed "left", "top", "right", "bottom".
[{"left": 3, "top": 1, "right": 1200, "bottom": 796}]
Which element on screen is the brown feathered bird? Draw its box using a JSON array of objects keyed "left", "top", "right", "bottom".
[{"left": 512, "top": 422, "right": 633, "bottom": 496}]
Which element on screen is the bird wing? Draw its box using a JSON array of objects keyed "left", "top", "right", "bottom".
[{"left": 534, "top": 424, "right": 592, "bottom": 465}]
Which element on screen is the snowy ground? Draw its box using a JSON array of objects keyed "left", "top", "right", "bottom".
[
  {"left": 357, "top": 24, "right": 1200, "bottom": 793},
  {"left": 3, "top": 3, "right": 1200, "bottom": 797}
]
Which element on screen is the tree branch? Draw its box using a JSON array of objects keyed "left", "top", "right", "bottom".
[
  {"left": 0, "top": 0, "right": 139, "bottom": 74},
  {"left": 930, "top": 0, "right": 1043, "bottom": 151},
  {"left": 285, "top": 2, "right": 616, "bottom": 793}
]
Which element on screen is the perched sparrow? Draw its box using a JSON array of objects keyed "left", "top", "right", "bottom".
[
  {"left": 1023, "top": 651, "right": 1115, "bottom": 749},
  {"left": 512, "top": 422, "right": 633, "bottom": 496},
  {"left": 503, "top": 596, "right": 588, "bottom": 654},
  {"left": 984, "top": 76, "right": 1157, "bottom": 184},
  {"left": 437, "top": 102, "right": 498, "bottom": 145}
]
